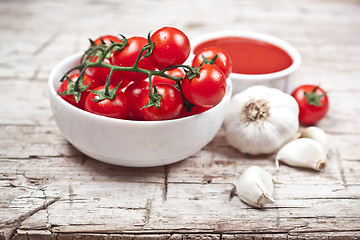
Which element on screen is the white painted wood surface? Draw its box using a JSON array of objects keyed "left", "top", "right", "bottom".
[{"left": 1, "top": 0, "right": 360, "bottom": 239}]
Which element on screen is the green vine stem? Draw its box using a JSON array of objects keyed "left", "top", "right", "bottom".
[{"left": 59, "top": 34, "right": 201, "bottom": 111}]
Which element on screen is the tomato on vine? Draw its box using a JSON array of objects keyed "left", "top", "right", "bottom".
[
  {"left": 86, "top": 57, "right": 110, "bottom": 85},
  {"left": 192, "top": 47, "right": 232, "bottom": 79},
  {"left": 291, "top": 85, "right": 329, "bottom": 125},
  {"left": 57, "top": 73, "right": 99, "bottom": 109},
  {"left": 111, "top": 36, "right": 155, "bottom": 82},
  {"left": 93, "top": 35, "right": 121, "bottom": 46},
  {"left": 140, "top": 84, "right": 184, "bottom": 121},
  {"left": 85, "top": 35, "right": 123, "bottom": 85},
  {"left": 58, "top": 27, "right": 231, "bottom": 121},
  {"left": 182, "top": 64, "right": 227, "bottom": 108},
  {"left": 152, "top": 67, "right": 185, "bottom": 86},
  {"left": 124, "top": 80, "right": 150, "bottom": 120},
  {"left": 149, "top": 27, "right": 191, "bottom": 70},
  {"left": 84, "top": 85, "right": 129, "bottom": 119},
  {"left": 180, "top": 105, "right": 211, "bottom": 118}
]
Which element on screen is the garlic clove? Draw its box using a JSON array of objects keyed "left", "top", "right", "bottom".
[
  {"left": 235, "top": 166, "right": 275, "bottom": 208},
  {"left": 275, "top": 138, "right": 327, "bottom": 171},
  {"left": 300, "top": 126, "right": 329, "bottom": 154}
]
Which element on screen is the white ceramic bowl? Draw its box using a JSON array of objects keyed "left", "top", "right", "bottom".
[
  {"left": 191, "top": 30, "right": 301, "bottom": 94},
  {"left": 48, "top": 53, "right": 232, "bottom": 167}
]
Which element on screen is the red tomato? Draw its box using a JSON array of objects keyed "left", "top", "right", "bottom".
[
  {"left": 86, "top": 35, "right": 122, "bottom": 85},
  {"left": 180, "top": 105, "right": 211, "bottom": 118},
  {"left": 192, "top": 47, "right": 232, "bottom": 79},
  {"left": 291, "top": 85, "right": 329, "bottom": 125},
  {"left": 57, "top": 73, "right": 99, "bottom": 109},
  {"left": 87, "top": 56, "right": 132, "bottom": 88},
  {"left": 119, "top": 79, "right": 133, "bottom": 92},
  {"left": 152, "top": 68, "right": 185, "bottom": 85},
  {"left": 124, "top": 81, "right": 150, "bottom": 120},
  {"left": 149, "top": 27, "right": 191, "bottom": 70},
  {"left": 140, "top": 84, "right": 184, "bottom": 121},
  {"left": 111, "top": 36, "right": 155, "bottom": 82},
  {"left": 84, "top": 85, "right": 129, "bottom": 119},
  {"left": 86, "top": 57, "right": 113, "bottom": 85},
  {"left": 182, "top": 65, "right": 227, "bottom": 107},
  {"left": 93, "top": 35, "right": 121, "bottom": 46}
]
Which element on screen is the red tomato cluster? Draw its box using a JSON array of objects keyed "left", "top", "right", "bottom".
[{"left": 57, "top": 27, "right": 231, "bottom": 121}]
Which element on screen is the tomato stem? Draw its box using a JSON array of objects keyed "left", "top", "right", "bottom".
[
  {"left": 104, "top": 68, "right": 113, "bottom": 97},
  {"left": 304, "top": 86, "right": 325, "bottom": 106}
]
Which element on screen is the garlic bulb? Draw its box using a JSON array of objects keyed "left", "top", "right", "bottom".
[
  {"left": 275, "top": 138, "right": 327, "bottom": 171},
  {"left": 300, "top": 126, "right": 329, "bottom": 153},
  {"left": 224, "top": 85, "right": 299, "bottom": 155},
  {"left": 235, "top": 166, "right": 275, "bottom": 208}
]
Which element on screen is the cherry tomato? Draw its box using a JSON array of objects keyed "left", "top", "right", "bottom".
[
  {"left": 57, "top": 73, "right": 99, "bottom": 109},
  {"left": 118, "top": 79, "right": 133, "bottom": 92},
  {"left": 87, "top": 56, "right": 132, "bottom": 88},
  {"left": 86, "top": 57, "right": 113, "bottom": 85},
  {"left": 149, "top": 27, "right": 191, "bottom": 70},
  {"left": 124, "top": 80, "right": 150, "bottom": 120},
  {"left": 111, "top": 36, "right": 155, "bottom": 82},
  {"left": 182, "top": 65, "right": 227, "bottom": 107},
  {"left": 140, "top": 84, "right": 184, "bottom": 121},
  {"left": 152, "top": 68, "right": 185, "bottom": 86},
  {"left": 84, "top": 85, "right": 129, "bottom": 119},
  {"left": 180, "top": 105, "right": 211, "bottom": 118},
  {"left": 192, "top": 47, "right": 232, "bottom": 79},
  {"left": 86, "top": 35, "right": 122, "bottom": 85},
  {"left": 291, "top": 85, "right": 329, "bottom": 125},
  {"left": 93, "top": 35, "right": 121, "bottom": 46}
]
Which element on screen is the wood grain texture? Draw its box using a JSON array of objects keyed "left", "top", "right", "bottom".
[{"left": 1, "top": 0, "right": 360, "bottom": 239}]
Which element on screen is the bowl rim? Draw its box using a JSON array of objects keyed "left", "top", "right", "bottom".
[
  {"left": 191, "top": 30, "right": 302, "bottom": 81},
  {"left": 48, "top": 52, "right": 233, "bottom": 126}
]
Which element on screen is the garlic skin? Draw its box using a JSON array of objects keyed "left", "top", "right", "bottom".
[
  {"left": 300, "top": 126, "right": 329, "bottom": 153},
  {"left": 275, "top": 138, "right": 327, "bottom": 171},
  {"left": 224, "top": 85, "right": 299, "bottom": 155},
  {"left": 235, "top": 166, "right": 275, "bottom": 208}
]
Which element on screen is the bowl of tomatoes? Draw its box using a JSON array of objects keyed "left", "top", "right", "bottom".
[{"left": 48, "top": 27, "right": 233, "bottom": 167}]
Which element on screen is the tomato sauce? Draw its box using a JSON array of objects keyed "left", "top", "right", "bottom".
[{"left": 194, "top": 37, "right": 293, "bottom": 75}]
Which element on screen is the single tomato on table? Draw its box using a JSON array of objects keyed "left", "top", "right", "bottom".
[
  {"left": 84, "top": 85, "right": 129, "bottom": 119},
  {"left": 192, "top": 47, "right": 232, "bottom": 79},
  {"left": 182, "top": 64, "right": 227, "bottom": 108},
  {"left": 140, "top": 83, "right": 184, "bottom": 121},
  {"left": 149, "top": 27, "right": 191, "bottom": 70},
  {"left": 57, "top": 73, "right": 100, "bottom": 109},
  {"left": 291, "top": 85, "right": 329, "bottom": 125}
]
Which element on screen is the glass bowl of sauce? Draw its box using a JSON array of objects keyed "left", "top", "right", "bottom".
[{"left": 191, "top": 31, "right": 301, "bottom": 94}]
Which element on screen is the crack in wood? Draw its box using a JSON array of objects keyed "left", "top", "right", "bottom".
[
  {"left": 68, "top": 182, "right": 74, "bottom": 205},
  {"left": 332, "top": 147, "right": 348, "bottom": 187},
  {"left": 162, "top": 165, "right": 169, "bottom": 201},
  {"left": 29, "top": 67, "right": 40, "bottom": 82},
  {"left": 144, "top": 199, "right": 153, "bottom": 228},
  {"left": 9, "top": 231, "right": 360, "bottom": 240},
  {"left": 32, "top": 31, "right": 59, "bottom": 56},
  {"left": 4, "top": 197, "right": 60, "bottom": 240}
]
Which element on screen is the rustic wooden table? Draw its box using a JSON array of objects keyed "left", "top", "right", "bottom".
[{"left": 1, "top": 0, "right": 360, "bottom": 239}]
